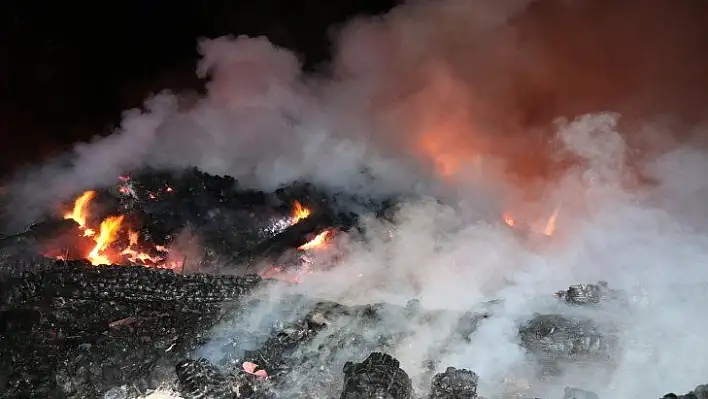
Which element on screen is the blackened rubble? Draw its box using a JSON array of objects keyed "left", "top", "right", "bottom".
[
  {"left": 0, "top": 260, "right": 262, "bottom": 307},
  {"left": 662, "top": 385, "right": 708, "bottom": 399},
  {"left": 518, "top": 313, "right": 618, "bottom": 374},
  {"left": 0, "top": 169, "right": 706, "bottom": 397},
  {"left": 3, "top": 166, "right": 383, "bottom": 272},
  {"left": 429, "top": 367, "right": 479, "bottom": 398},
  {"left": 0, "top": 258, "right": 705, "bottom": 398},
  {"left": 176, "top": 359, "right": 233, "bottom": 399},
  {"left": 562, "top": 387, "right": 600, "bottom": 399},
  {"left": 109, "top": 168, "right": 379, "bottom": 271},
  {"left": 0, "top": 260, "right": 263, "bottom": 398},
  {"left": 341, "top": 352, "right": 413, "bottom": 399},
  {"left": 0, "top": 219, "right": 82, "bottom": 275},
  {"left": 554, "top": 281, "right": 628, "bottom": 307}
]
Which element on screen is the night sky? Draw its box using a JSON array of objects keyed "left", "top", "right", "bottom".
[
  {"left": 2, "top": 0, "right": 708, "bottom": 177},
  {"left": 0, "top": 0, "right": 399, "bottom": 176}
]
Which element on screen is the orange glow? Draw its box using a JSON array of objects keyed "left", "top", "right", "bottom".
[
  {"left": 292, "top": 201, "right": 311, "bottom": 223},
  {"left": 87, "top": 215, "right": 124, "bottom": 265},
  {"left": 64, "top": 190, "right": 96, "bottom": 229},
  {"left": 503, "top": 212, "right": 516, "bottom": 227},
  {"left": 298, "top": 230, "right": 331, "bottom": 251},
  {"left": 419, "top": 134, "right": 461, "bottom": 177},
  {"left": 502, "top": 207, "right": 560, "bottom": 237},
  {"left": 56, "top": 190, "right": 177, "bottom": 268},
  {"left": 119, "top": 229, "right": 168, "bottom": 264},
  {"left": 543, "top": 207, "right": 559, "bottom": 236},
  {"left": 259, "top": 229, "right": 335, "bottom": 283}
]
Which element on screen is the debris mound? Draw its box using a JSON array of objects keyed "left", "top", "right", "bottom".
[
  {"left": 341, "top": 352, "right": 413, "bottom": 399},
  {"left": 429, "top": 367, "right": 479, "bottom": 398},
  {"left": 0, "top": 168, "right": 705, "bottom": 398}
]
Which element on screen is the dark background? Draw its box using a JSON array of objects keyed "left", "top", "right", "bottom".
[
  {"left": 2, "top": 0, "right": 708, "bottom": 178},
  {"left": 0, "top": 0, "right": 399, "bottom": 176}
]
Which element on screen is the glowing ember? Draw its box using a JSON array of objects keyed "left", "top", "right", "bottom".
[
  {"left": 87, "top": 215, "right": 124, "bottom": 265},
  {"left": 298, "top": 230, "right": 331, "bottom": 251},
  {"left": 291, "top": 201, "right": 311, "bottom": 223}
]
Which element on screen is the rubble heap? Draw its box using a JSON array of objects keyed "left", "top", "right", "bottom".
[
  {"left": 429, "top": 367, "right": 479, "bottom": 398},
  {"left": 340, "top": 352, "right": 413, "bottom": 399},
  {"left": 0, "top": 168, "right": 705, "bottom": 398}
]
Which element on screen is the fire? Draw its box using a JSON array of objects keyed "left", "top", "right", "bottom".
[
  {"left": 291, "top": 201, "right": 311, "bottom": 223},
  {"left": 502, "top": 212, "right": 516, "bottom": 227},
  {"left": 502, "top": 207, "right": 560, "bottom": 237},
  {"left": 298, "top": 230, "right": 331, "bottom": 251},
  {"left": 59, "top": 190, "right": 176, "bottom": 268},
  {"left": 64, "top": 190, "right": 95, "bottom": 230},
  {"left": 87, "top": 215, "right": 124, "bottom": 265},
  {"left": 542, "top": 207, "right": 559, "bottom": 236},
  {"left": 120, "top": 229, "right": 169, "bottom": 264},
  {"left": 260, "top": 229, "right": 334, "bottom": 283}
]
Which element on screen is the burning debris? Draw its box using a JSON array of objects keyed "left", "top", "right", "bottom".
[{"left": 0, "top": 168, "right": 705, "bottom": 398}]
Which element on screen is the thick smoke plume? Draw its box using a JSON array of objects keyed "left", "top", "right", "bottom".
[{"left": 8, "top": 0, "right": 708, "bottom": 396}]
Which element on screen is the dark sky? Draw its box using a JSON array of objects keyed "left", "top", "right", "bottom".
[
  {"left": 0, "top": 0, "right": 399, "bottom": 176},
  {"left": 2, "top": 0, "right": 708, "bottom": 178}
]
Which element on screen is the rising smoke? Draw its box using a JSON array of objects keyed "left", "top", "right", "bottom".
[{"left": 8, "top": 0, "right": 708, "bottom": 396}]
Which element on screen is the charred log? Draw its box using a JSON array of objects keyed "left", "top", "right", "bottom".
[{"left": 340, "top": 352, "right": 413, "bottom": 399}]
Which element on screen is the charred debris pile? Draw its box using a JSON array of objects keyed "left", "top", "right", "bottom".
[{"left": 0, "top": 168, "right": 704, "bottom": 398}]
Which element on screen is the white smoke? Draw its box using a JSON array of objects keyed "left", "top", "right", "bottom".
[
  {"left": 8, "top": 0, "right": 708, "bottom": 397},
  {"left": 282, "top": 112, "right": 708, "bottom": 397}
]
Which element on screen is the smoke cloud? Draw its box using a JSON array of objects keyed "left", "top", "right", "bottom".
[{"left": 8, "top": 0, "right": 708, "bottom": 396}]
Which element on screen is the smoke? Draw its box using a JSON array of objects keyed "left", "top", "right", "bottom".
[{"left": 8, "top": 0, "right": 708, "bottom": 396}]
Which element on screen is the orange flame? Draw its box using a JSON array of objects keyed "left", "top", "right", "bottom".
[
  {"left": 59, "top": 190, "right": 176, "bottom": 268},
  {"left": 298, "top": 230, "right": 331, "bottom": 251},
  {"left": 292, "top": 201, "right": 311, "bottom": 223},
  {"left": 87, "top": 215, "right": 124, "bottom": 265},
  {"left": 502, "top": 207, "right": 559, "bottom": 237},
  {"left": 64, "top": 190, "right": 95, "bottom": 229},
  {"left": 120, "top": 229, "right": 168, "bottom": 264}
]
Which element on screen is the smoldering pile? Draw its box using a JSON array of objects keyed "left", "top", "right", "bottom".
[{"left": 0, "top": 167, "right": 704, "bottom": 399}]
